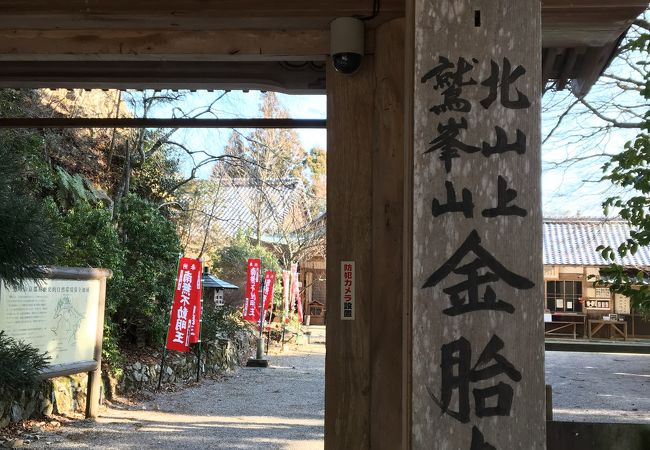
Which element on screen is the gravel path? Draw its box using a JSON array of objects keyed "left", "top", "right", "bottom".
[
  {"left": 21, "top": 343, "right": 650, "bottom": 448},
  {"left": 546, "top": 351, "right": 650, "bottom": 423},
  {"left": 32, "top": 342, "right": 325, "bottom": 450}
]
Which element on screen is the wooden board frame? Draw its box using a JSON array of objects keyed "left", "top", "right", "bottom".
[{"left": 1, "top": 267, "right": 111, "bottom": 419}]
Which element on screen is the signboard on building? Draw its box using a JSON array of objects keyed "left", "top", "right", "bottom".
[
  {"left": 411, "top": 1, "right": 544, "bottom": 448},
  {"left": 341, "top": 261, "right": 355, "bottom": 320},
  {"left": 0, "top": 278, "right": 100, "bottom": 366},
  {"left": 614, "top": 294, "right": 631, "bottom": 315},
  {"left": 585, "top": 299, "right": 610, "bottom": 310},
  {"left": 544, "top": 266, "right": 559, "bottom": 280}
]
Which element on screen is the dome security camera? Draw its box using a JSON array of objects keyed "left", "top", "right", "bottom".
[{"left": 330, "top": 17, "right": 365, "bottom": 74}]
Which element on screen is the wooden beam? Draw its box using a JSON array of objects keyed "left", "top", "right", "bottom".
[
  {"left": 541, "top": 0, "right": 648, "bottom": 9},
  {"left": 0, "top": 118, "right": 327, "bottom": 129},
  {"left": 0, "top": 29, "right": 330, "bottom": 61},
  {"left": 41, "top": 266, "right": 112, "bottom": 280},
  {"left": 0, "top": 0, "right": 643, "bottom": 33},
  {"left": 325, "top": 54, "right": 374, "bottom": 450},
  {"left": 38, "top": 360, "right": 99, "bottom": 379},
  {"left": 0, "top": 61, "right": 326, "bottom": 94},
  {"left": 86, "top": 275, "right": 107, "bottom": 419},
  {"left": 403, "top": 2, "right": 415, "bottom": 448},
  {"left": 0, "top": 0, "right": 404, "bottom": 30},
  {"left": 571, "top": 43, "right": 619, "bottom": 97},
  {"left": 371, "top": 18, "right": 405, "bottom": 450}
]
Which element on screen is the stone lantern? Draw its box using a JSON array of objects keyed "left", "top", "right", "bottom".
[{"left": 202, "top": 267, "right": 238, "bottom": 307}]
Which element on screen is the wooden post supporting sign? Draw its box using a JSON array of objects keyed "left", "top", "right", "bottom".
[{"left": 409, "top": 1, "right": 545, "bottom": 448}]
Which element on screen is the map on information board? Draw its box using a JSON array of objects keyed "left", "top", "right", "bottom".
[{"left": 0, "top": 278, "right": 100, "bottom": 366}]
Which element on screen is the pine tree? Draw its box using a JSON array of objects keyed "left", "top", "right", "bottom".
[{"left": 0, "top": 125, "right": 58, "bottom": 287}]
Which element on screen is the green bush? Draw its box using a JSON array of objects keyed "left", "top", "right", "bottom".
[
  {"left": 201, "top": 305, "right": 249, "bottom": 343},
  {"left": 46, "top": 202, "right": 126, "bottom": 367},
  {"left": 48, "top": 194, "right": 182, "bottom": 366},
  {"left": 210, "top": 232, "right": 283, "bottom": 307},
  {"left": 116, "top": 194, "right": 181, "bottom": 346},
  {"left": 0, "top": 331, "right": 50, "bottom": 391},
  {"left": 0, "top": 127, "right": 58, "bottom": 287}
]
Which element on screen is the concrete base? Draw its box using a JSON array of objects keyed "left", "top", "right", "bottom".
[{"left": 246, "top": 358, "right": 269, "bottom": 368}]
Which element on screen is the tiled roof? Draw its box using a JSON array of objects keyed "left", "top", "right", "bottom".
[
  {"left": 212, "top": 178, "right": 306, "bottom": 242},
  {"left": 543, "top": 218, "right": 650, "bottom": 268},
  {"left": 202, "top": 273, "right": 238, "bottom": 290}
]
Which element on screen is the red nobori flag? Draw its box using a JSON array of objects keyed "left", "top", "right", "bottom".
[
  {"left": 282, "top": 270, "right": 290, "bottom": 323},
  {"left": 188, "top": 261, "right": 203, "bottom": 344},
  {"left": 243, "top": 258, "right": 261, "bottom": 322},
  {"left": 166, "top": 257, "right": 202, "bottom": 352},
  {"left": 289, "top": 263, "right": 298, "bottom": 311},
  {"left": 262, "top": 271, "right": 276, "bottom": 312},
  {"left": 293, "top": 270, "right": 303, "bottom": 323}
]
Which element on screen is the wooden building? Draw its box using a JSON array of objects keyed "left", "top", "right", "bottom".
[
  {"left": 544, "top": 218, "right": 650, "bottom": 338},
  {"left": 0, "top": 1, "right": 647, "bottom": 449}
]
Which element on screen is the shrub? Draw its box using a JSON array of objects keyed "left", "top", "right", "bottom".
[
  {"left": 0, "top": 331, "right": 50, "bottom": 391},
  {"left": 116, "top": 194, "right": 181, "bottom": 346},
  {"left": 201, "top": 305, "right": 249, "bottom": 343},
  {"left": 210, "top": 232, "right": 283, "bottom": 307}
]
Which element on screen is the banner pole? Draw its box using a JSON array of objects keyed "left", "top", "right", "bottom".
[
  {"left": 158, "top": 254, "right": 182, "bottom": 390},
  {"left": 156, "top": 348, "right": 167, "bottom": 390},
  {"left": 256, "top": 277, "right": 266, "bottom": 360},
  {"left": 266, "top": 284, "right": 275, "bottom": 354},
  {"left": 196, "top": 259, "right": 204, "bottom": 382}
]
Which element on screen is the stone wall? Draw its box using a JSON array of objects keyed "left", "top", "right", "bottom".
[
  {"left": 0, "top": 374, "right": 86, "bottom": 428},
  {"left": 0, "top": 332, "right": 254, "bottom": 428},
  {"left": 119, "top": 332, "right": 254, "bottom": 392}
]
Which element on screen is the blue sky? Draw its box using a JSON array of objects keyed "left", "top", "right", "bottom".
[
  {"left": 140, "top": 90, "right": 326, "bottom": 179},
  {"left": 139, "top": 88, "right": 635, "bottom": 218}
]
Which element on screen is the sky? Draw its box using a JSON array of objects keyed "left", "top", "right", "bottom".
[
  {"left": 140, "top": 90, "right": 326, "bottom": 179},
  {"left": 135, "top": 81, "right": 637, "bottom": 219},
  {"left": 540, "top": 52, "right": 643, "bottom": 218}
]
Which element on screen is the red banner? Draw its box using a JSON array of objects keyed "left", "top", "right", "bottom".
[
  {"left": 289, "top": 263, "right": 298, "bottom": 312},
  {"left": 189, "top": 261, "right": 202, "bottom": 344},
  {"left": 243, "top": 258, "right": 261, "bottom": 322},
  {"left": 293, "top": 270, "right": 303, "bottom": 323},
  {"left": 282, "top": 270, "right": 290, "bottom": 323},
  {"left": 166, "top": 257, "right": 202, "bottom": 352},
  {"left": 262, "top": 271, "right": 276, "bottom": 313}
]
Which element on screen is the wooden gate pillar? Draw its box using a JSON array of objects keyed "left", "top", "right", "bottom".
[
  {"left": 326, "top": 18, "right": 405, "bottom": 450},
  {"left": 407, "top": 0, "right": 545, "bottom": 449}
]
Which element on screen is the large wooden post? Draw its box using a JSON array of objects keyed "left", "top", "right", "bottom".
[
  {"left": 326, "top": 18, "right": 406, "bottom": 450},
  {"left": 371, "top": 18, "right": 405, "bottom": 450},
  {"left": 326, "top": 49, "right": 374, "bottom": 450},
  {"left": 408, "top": 1, "right": 545, "bottom": 449}
]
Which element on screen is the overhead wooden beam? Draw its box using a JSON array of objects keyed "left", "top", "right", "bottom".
[
  {"left": 0, "top": 29, "right": 331, "bottom": 61},
  {"left": 0, "top": 61, "right": 326, "bottom": 94},
  {"left": 0, "top": 0, "right": 643, "bottom": 33},
  {"left": 0, "top": 0, "right": 404, "bottom": 30},
  {"left": 0, "top": 117, "right": 327, "bottom": 129},
  {"left": 542, "top": 4, "right": 645, "bottom": 47},
  {"left": 541, "top": 0, "right": 647, "bottom": 9}
]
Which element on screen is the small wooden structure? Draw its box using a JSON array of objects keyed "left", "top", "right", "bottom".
[{"left": 588, "top": 319, "right": 628, "bottom": 340}]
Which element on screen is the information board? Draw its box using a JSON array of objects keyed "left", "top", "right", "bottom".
[{"left": 0, "top": 278, "right": 100, "bottom": 365}]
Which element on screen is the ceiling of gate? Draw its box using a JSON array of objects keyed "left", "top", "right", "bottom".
[{"left": 0, "top": 0, "right": 645, "bottom": 95}]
